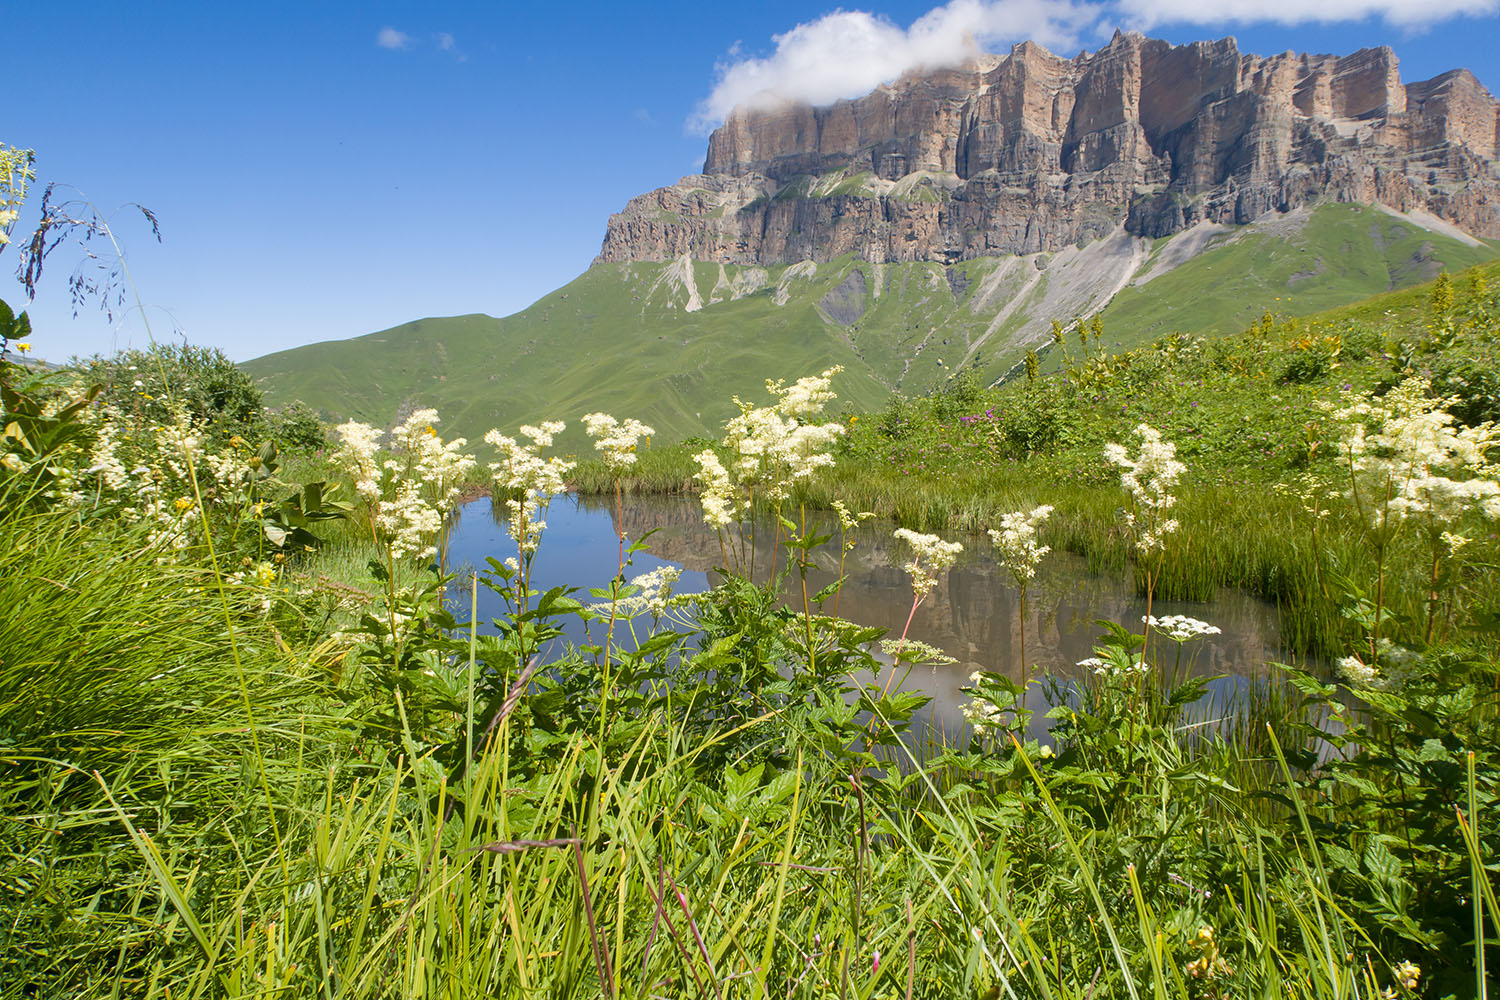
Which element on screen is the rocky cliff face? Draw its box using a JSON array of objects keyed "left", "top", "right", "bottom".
[{"left": 598, "top": 32, "right": 1500, "bottom": 266}]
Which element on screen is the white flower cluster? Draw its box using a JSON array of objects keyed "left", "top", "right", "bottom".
[
  {"left": 334, "top": 420, "right": 385, "bottom": 501},
  {"left": 376, "top": 481, "right": 444, "bottom": 560},
  {"left": 988, "top": 504, "right": 1053, "bottom": 583},
  {"left": 592, "top": 565, "right": 683, "bottom": 619},
  {"left": 1079, "top": 654, "right": 1148, "bottom": 677},
  {"left": 692, "top": 367, "right": 845, "bottom": 525},
  {"left": 962, "top": 698, "right": 1005, "bottom": 737},
  {"left": 65, "top": 404, "right": 263, "bottom": 557},
  {"left": 961, "top": 671, "right": 1010, "bottom": 737},
  {"left": 893, "top": 527, "right": 963, "bottom": 598},
  {"left": 692, "top": 449, "right": 736, "bottom": 529},
  {"left": 1105, "top": 424, "right": 1185, "bottom": 553},
  {"left": 583, "top": 412, "right": 654, "bottom": 472},
  {"left": 1142, "top": 614, "right": 1222, "bottom": 642},
  {"left": 1335, "top": 638, "right": 1423, "bottom": 692},
  {"left": 388, "top": 408, "right": 476, "bottom": 511},
  {"left": 336, "top": 414, "right": 476, "bottom": 562},
  {"left": 878, "top": 637, "right": 955, "bottom": 665},
  {"left": 485, "top": 422, "right": 575, "bottom": 558},
  {"left": 1335, "top": 377, "right": 1500, "bottom": 530}
]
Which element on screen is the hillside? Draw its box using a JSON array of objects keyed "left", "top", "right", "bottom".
[{"left": 245, "top": 202, "right": 1492, "bottom": 444}]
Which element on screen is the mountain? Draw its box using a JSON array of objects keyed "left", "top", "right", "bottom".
[
  {"left": 245, "top": 33, "right": 1499, "bottom": 444},
  {"left": 601, "top": 31, "right": 1500, "bottom": 265}
]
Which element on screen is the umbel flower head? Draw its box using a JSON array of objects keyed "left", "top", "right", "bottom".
[
  {"left": 1143, "top": 614, "right": 1221, "bottom": 642},
  {"left": 893, "top": 528, "right": 962, "bottom": 598}
]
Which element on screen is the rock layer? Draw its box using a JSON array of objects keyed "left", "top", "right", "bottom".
[{"left": 598, "top": 32, "right": 1500, "bottom": 266}]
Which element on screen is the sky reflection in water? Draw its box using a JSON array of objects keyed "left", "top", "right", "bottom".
[{"left": 444, "top": 493, "right": 1299, "bottom": 741}]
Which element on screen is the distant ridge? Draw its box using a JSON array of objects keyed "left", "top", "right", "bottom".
[
  {"left": 600, "top": 32, "right": 1500, "bottom": 267},
  {"left": 245, "top": 33, "right": 1500, "bottom": 442}
]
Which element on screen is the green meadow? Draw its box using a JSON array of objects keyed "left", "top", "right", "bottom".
[{"left": 3, "top": 123, "right": 1500, "bottom": 998}]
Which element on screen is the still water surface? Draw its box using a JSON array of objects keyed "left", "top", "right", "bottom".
[{"left": 445, "top": 494, "right": 1297, "bottom": 737}]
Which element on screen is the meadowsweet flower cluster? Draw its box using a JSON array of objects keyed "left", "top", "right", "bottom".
[
  {"left": 988, "top": 504, "right": 1052, "bottom": 583},
  {"left": 583, "top": 413, "right": 654, "bottom": 471},
  {"left": 1142, "top": 614, "right": 1222, "bottom": 642},
  {"left": 692, "top": 449, "right": 735, "bottom": 529},
  {"left": 1105, "top": 424, "right": 1185, "bottom": 553},
  {"left": 1334, "top": 376, "right": 1500, "bottom": 530},
  {"left": 337, "top": 414, "right": 476, "bottom": 563},
  {"left": 486, "top": 422, "right": 574, "bottom": 559},
  {"left": 692, "top": 367, "right": 845, "bottom": 524},
  {"left": 1335, "top": 638, "right": 1423, "bottom": 692},
  {"left": 592, "top": 565, "right": 683, "bottom": 619},
  {"left": 893, "top": 527, "right": 962, "bottom": 598},
  {"left": 388, "top": 408, "right": 476, "bottom": 511},
  {"left": 960, "top": 671, "right": 1008, "bottom": 734},
  {"left": 335, "top": 420, "right": 385, "bottom": 501},
  {"left": 43, "top": 401, "right": 272, "bottom": 558}
]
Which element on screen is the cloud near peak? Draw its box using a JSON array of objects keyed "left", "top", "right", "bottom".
[
  {"left": 690, "top": 0, "right": 1499, "bottom": 133},
  {"left": 690, "top": 0, "right": 1100, "bottom": 133}
]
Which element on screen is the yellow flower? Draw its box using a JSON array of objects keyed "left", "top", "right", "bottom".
[
  {"left": 228, "top": 435, "right": 246, "bottom": 449},
  {"left": 174, "top": 496, "right": 194, "bottom": 512},
  {"left": 14, "top": 341, "right": 30, "bottom": 354}
]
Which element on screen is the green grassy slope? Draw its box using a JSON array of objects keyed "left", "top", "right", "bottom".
[
  {"left": 246, "top": 256, "right": 1014, "bottom": 446},
  {"left": 1099, "top": 203, "right": 1496, "bottom": 347},
  {"left": 245, "top": 202, "right": 1494, "bottom": 445}
]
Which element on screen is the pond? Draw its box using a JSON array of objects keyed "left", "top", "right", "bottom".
[{"left": 444, "top": 493, "right": 1302, "bottom": 739}]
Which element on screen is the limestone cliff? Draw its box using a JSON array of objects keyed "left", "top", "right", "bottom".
[{"left": 598, "top": 32, "right": 1500, "bottom": 266}]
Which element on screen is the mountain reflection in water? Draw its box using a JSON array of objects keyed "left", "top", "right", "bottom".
[{"left": 445, "top": 493, "right": 1297, "bottom": 739}]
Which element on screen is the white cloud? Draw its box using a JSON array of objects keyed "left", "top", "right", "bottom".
[
  {"left": 435, "top": 32, "right": 456, "bottom": 51},
  {"left": 376, "top": 27, "right": 412, "bottom": 50},
  {"left": 690, "top": 0, "right": 1102, "bottom": 132},
  {"left": 690, "top": 0, "right": 1499, "bottom": 132},
  {"left": 1117, "top": 0, "right": 1498, "bottom": 28}
]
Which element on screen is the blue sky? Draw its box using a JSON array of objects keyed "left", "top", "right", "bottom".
[{"left": 5, "top": 0, "right": 1498, "bottom": 363}]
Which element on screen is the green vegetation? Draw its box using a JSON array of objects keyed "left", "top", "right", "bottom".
[
  {"left": 8, "top": 257, "right": 1500, "bottom": 994},
  {"left": 1100, "top": 204, "right": 1496, "bottom": 348},
  {"left": 244, "top": 205, "right": 1494, "bottom": 451},
  {"left": 5, "top": 136, "right": 1500, "bottom": 995}
]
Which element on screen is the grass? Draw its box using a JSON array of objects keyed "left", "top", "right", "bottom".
[
  {"left": 8, "top": 214, "right": 1500, "bottom": 997},
  {"left": 242, "top": 205, "right": 1495, "bottom": 451},
  {"left": 568, "top": 259, "right": 1500, "bottom": 659}
]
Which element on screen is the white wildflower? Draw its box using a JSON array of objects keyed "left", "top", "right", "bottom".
[
  {"left": 591, "top": 565, "right": 683, "bottom": 618},
  {"left": 583, "top": 412, "right": 654, "bottom": 471},
  {"left": 988, "top": 504, "right": 1053, "bottom": 583},
  {"left": 767, "top": 366, "right": 842, "bottom": 418},
  {"left": 1143, "top": 614, "right": 1222, "bottom": 642},
  {"left": 879, "top": 637, "right": 955, "bottom": 665},
  {"left": 962, "top": 696, "right": 1004, "bottom": 737},
  {"left": 693, "top": 448, "right": 735, "bottom": 529},
  {"left": 1105, "top": 424, "right": 1185, "bottom": 554},
  {"left": 334, "top": 420, "right": 385, "bottom": 501},
  {"left": 376, "top": 481, "right": 442, "bottom": 560},
  {"left": 893, "top": 528, "right": 962, "bottom": 598},
  {"left": 1336, "top": 377, "right": 1500, "bottom": 533}
]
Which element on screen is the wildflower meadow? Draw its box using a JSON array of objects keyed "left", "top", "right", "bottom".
[{"left": 3, "top": 145, "right": 1500, "bottom": 996}]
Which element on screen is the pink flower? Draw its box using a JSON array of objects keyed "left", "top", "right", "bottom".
[{"left": 872, "top": 949, "right": 880, "bottom": 973}]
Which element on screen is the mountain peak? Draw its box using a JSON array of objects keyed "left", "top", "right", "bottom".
[{"left": 599, "top": 34, "right": 1499, "bottom": 268}]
